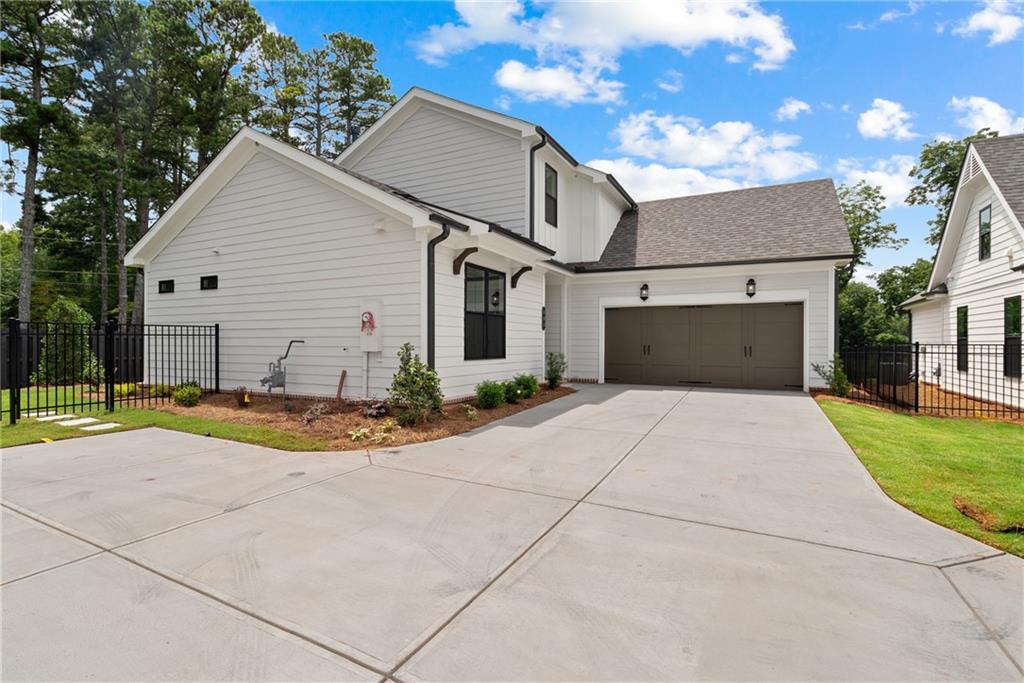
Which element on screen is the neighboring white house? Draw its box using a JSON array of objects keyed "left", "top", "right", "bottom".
[
  {"left": 901, "top": 134, "right": 1024, "bottom": 407},
  {"left": 127, "top": 87, "right": 853, "bottom": 400}
]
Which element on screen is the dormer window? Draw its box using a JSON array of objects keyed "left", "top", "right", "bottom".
[
  {"left": 544, "top": 164, "right": 558, "bottom": 227},
  {"left": 978, "top": 205, "right": 991, "bottom": 260}
]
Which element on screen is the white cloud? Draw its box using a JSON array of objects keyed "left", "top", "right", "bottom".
[
  {"left": 414, "top": 1, "right": 795, "bottom": 105},
  {"left": 587, "top": 158, "right": 742, "bottom": 201},
  {"left": 836, "top": 154, "right": 916, "bottom": 207},
  {"left": 494, "top": 60, "right": 624, "bottom": 105},
  {"left": 853, "top": 266, "right": 878, "bottom": 284},
  {"left": 857, "top": 98, "right": 917, "bottom": 140},
  {"left": 880, "top": 1, "right": 922, "bottom": 22},
  {"left": 494, "top": 94, "right": 512, "bottom": 111},
  {"left": 953, "top": 0, "right": 1024, "bottom": 45},
  {"left": 775, "top": 97, "right": 811, "bottom": 121},
  {"left": 612, "top": 110, "right": 818, "bottom": 182},
  {"left": 655, "top": 69, "right": 684, "bottom": 93},
  {"left": 949, "top": 95, "right": 1024, "bottom": 133}
]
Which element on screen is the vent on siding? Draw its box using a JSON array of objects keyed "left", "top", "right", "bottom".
[{"left": 961, "top": 151, "right": 982, "bottom": 186}]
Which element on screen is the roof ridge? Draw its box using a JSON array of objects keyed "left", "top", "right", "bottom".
[{"left": 636, "top": 177, "right": 834, "bottom": 205}]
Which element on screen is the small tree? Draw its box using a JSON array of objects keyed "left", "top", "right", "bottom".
[
  {"left": 545, "top": 352, "right": 567, "bottom": 389},
  {"left": 31, "top": 296, "right": 101, "bottom": 385},
  {"left": 812, "top": 353, "right": 852, "bottom": 398},
  {"left": 389, "top": 342, "right": 443, "bottom": 425}
]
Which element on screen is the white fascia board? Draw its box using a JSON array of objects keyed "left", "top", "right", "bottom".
[
  {"left": 572, "top": 257, "right": 844, "bottom": 284},
  {"left": 126, "top": 127, "right": 434, "bottom": 267}
]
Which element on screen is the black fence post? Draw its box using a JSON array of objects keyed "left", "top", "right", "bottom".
[
  {"left": 104, "top": 320, "right": 116, "bottom": 411},
  {"left": 7, "top": 317, "right": 20, "bottom": 425},
  {"left": 913, "top": 342, "right": 920, "bottom": 413},
  {"left": 214, "top": 323, "right": 220, "bottom": 393}
]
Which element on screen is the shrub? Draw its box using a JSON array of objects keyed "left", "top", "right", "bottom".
[
  {"left": 232, "top": 386, "right": 251, "bottom": 408},
  {"left": 460, "top": 403, "right": 478, "bottom": 420},
  {"left": 372, "top": 418, "right": 400, "bottom": 444},
  {"left": 362, "top": 400, "right": 389, "bottom": 418},
  {"left": 475, "top": 380, "right": 506, "bottom": 409},
  {"left": 503, "top": 380, "right": 522, "bottom": 404},
  {"left": 302, "top": 401, "right": 330, "bottom": 425},
  {"left": 82, "top": 357, "right": 104, "bottom": 388},
  {"left": 30, "top": 297, "right": 101, "bottom": 386},
  {"left": 172, "top": 384, "right": 202, "bottom": 407},
  {"left": 389, "top": 342, "right": 443, "bottom": 425},
  {"left": 112, "top": 383, "right": 135, "bottom": 398},
  {"left": 348, "top": 426, "right": 371, "bottom": 442},
  {"left": 514, "top": 373, "right": 539, "bottom": 399},
  {"left": 812, "top": 353, "right": 852, "bottom": 398},
  {"left": 149, "top": 383, "right": 171, "bottom": 398},
  {"left": 545, "top": 352, "right": 567, "bottom": 389}
]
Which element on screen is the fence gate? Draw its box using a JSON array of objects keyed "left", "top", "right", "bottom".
[{"left": 2, "top": 318, "right": 219, "bottom": 425}]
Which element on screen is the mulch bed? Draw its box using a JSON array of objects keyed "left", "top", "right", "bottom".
[
  {"left": 814, "top": 390, "right": 1024, "bottom": 425},
  {"left": 155, "top": 386, "right": 576, "bottom": 450}
]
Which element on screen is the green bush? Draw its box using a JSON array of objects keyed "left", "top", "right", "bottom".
[
  {"left": 389, "top": 342, "right": 443, "bottom": 424},
  {"left": 503, "top": 380, "right": 522, "bottom": 404},
  {"left": 30, "top": 297, "right": 101, "bottom": 386},
  {"left": 513, "top": 373, "right": 539, "bottom": 398},
  {"left": 82, "top": 356, "right": 104, "bottom": 388},
  {"left": 112, "top": 382, "right": 135, "bottom": 398},
  {"left": 545, "top": 352, "right": 568, "bottom": 389},
  {"left": 475, "top": 380, "right": 506, "bottom": 409},
  {"left": 812, "top": 353, "right": 852, "bottom": 398},
  {"left": 149, "top": 383, "right": 171, "bottom": 398},
  {"left": 172, "top": 384, "right": 202, "bottom": 407}
]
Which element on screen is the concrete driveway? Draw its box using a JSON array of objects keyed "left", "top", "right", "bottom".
[{"left": 2, "top": 385, "right": 1021, "bottom": 681}]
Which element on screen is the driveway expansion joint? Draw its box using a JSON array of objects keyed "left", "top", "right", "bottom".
[{"left": 938, "top": 566, "right": 1024, "bottom": 675}]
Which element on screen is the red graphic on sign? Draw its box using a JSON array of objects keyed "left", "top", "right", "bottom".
[{"left": 361, "top": 311, "right": 376, "bottom": 335}]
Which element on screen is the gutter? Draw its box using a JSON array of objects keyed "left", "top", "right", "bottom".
[
  {"left": 528, "top": 131, "right": 549, "bottom": 241},
  {"left": 570, "top": 253, "right": 856, "bottom": 274},
  {"left": 426, "top": 215, "right": 468, "bottom": 369}
]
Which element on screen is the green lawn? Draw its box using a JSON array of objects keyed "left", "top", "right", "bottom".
[
  {"left": 2, "top": 385, "right": 93, "bottom": 413},
  {"left": 818, "top": 399, "right": 1024, "bottom": 557},
  {"left": 0, "top": 407, "right": 329, "bottom": 452}
]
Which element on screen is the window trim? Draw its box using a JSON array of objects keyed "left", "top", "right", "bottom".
[
  {"left": 1005, "top": 295, "right": 1022, "bottom": 379},
  {"left": 158, "top": 279, "right": 174, "bottom": 294},
  {"left": 956, "top": 305, "right": 969, "bottom": 372},
  {"left": 200, "top": 275, "right": 219, "bottom": 291},
  {"left": 978, "top": 204, "right": 991, "bottom": 261},
  {"left": 544, "top": 163, "right": 558, "bottom": 228},
  {"left": 463, "top": 263, "right": 506, "bottom": 361}
]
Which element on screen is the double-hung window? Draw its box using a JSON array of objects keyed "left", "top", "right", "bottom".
[
  {"left": 1005, "top": 296, "right": 1022, "bottom": 378},
  {"left": 978, "top": 205, "right": 991, "bottom": 260},
  {"left": 956, "top": 306, "right": 969, "bottom": 372},
  {"left": 544, "top": 164, "right": 558, "bottom": 227},
  {"left": 464, "top": 264, "right": 505, "bottom": 360}
]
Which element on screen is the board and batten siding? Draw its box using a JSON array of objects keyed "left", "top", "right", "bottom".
[
  {"left": 565, "top": 268, "right": 834, "bottom": 388},
  {"left": 432, "top": 245, "right": 545, "bottom": 398},
  {"left": 349, "top": 105, "right": 528, "bottom": 234},
  {"left": 544, "top": 281, "right": 564, "bottom": 355},
  {"left": 144, "top": 151, "right": 423, "bottom": 398}
]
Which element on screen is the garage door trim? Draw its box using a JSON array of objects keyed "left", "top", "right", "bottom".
[{"left": 597, "top": 289, "right": 811, "bottom": 390}]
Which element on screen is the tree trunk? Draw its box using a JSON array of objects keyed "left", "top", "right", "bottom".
[
  {"left": 130, "top": 194, "right": 149, "bottom": 326},
  {"left": 16, "top": 62, "right": 43, "bottom": 321},
  {"left": 98, "top": 203, "right": 109, "bottom": 322},
  {"left": 114, "top": 121, "right": 128, "bottom": 325}
]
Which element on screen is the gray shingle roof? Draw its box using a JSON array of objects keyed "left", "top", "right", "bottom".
[
  {"left": 973, "top": 133, "right": 1024, "bottom": 225},
  {"left": 571, "top": 178, "right": 853, "bottom": 271}
]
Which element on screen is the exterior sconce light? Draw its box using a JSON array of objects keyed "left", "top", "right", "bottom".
[
  {"left": 491, "top": 290, "right": 500, "bottom": 308},
  {"left": 746, "top": 278, "right": 756, "bottom": 298},
  {"left": 640, "top": 283, "right": 649, "bottom": 301}
]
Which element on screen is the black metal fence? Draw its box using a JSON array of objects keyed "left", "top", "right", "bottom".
[
  {"left": 840, "top": 343, "right": 1022, "bottom": 418},
  {"left": 2, "top": 318, "right": 219, "bottom": 425}
]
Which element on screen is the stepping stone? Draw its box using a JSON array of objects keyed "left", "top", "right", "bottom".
[
  {"left": 80, "top": 423, "right": 121, "bottom": 432},
  {"left": 56, "top": 418, "right": 99, "bottom": 427},
  {"left": 35, "top": 414, "right": 73, "bottom": 422},
  {"left": 25, "top": 411, "right": 56, "bottom": 418}
]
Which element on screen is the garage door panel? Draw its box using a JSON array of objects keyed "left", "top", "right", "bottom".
[
  {"left": 604, "top": 308, "right": 645, "bottom": 384},
  {"left": 747, "top": 303, "right": 803, "bottom": 389},
  {"left": 695, "top": 307, "right": 744, "bottom": 386},
  {"left": 645, "top": 308, "right": 694, "bottom": 385}
]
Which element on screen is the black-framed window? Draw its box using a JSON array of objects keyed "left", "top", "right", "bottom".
[
  {"left": 956, "top": 305, "right": 969, "bottom": 372},
  {"left": 1005, "top": 296, "right": 1022, "bottom": 379},
  {"left": 978, "top": 205, "right": 991, "bottom": 260},
  {"left": 158, "top": 279, "right": 174, "bottom": 294},
  {"left": 464, "top": 264, "right": 505, "bottom": 360},
  {"left": 200, "top": 275, "right": 218, "bottom": 291},
  {"left": 544, "top": 163, "right": 557, "bottom": 227}
]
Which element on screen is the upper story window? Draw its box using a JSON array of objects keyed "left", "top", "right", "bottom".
[
  {"left": 544, "top": 164, "right": 558, "bottom": 227},
  {"left": 464, "top": 264, "right": 505, "bottom": 360},
  {"left": 200, "top": 275, "right": 219, "bottom": 291},
  {"left": 978, "top": 205, "right": 991, "bottom": 260},
  {"left": 158, "top": 280, "right": 174, "bottom": 294},
  {"left": 1005, "top": 296, "right": 1022, "bottom": 379}
]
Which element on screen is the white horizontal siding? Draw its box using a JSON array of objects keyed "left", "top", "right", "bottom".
[
  {"left": 350, "top": 105, "right": 527, "bottom": 233},
  {"left": 145, "top": 151, "right": 422, "bottom": 399},
  {"left": 566, "top": 268, "right": 833, "bottom": 388},
  {"left": 433, "top": 246, "right": 544, "bottom": 398}
]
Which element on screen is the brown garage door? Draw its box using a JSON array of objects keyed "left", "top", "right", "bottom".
[{"left": 604, "top": 303, "right": 803, "bottom": 390}]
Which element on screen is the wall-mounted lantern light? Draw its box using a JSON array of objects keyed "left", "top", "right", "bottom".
[
  {"left": 640, "top": 283, "right": 649, "bottom": 301},
  {"left": 491, "top": 290, "right": 501, "bottom": 308},
  {"left": 746, "top": 278, "right": 756, "bottom": 298}
]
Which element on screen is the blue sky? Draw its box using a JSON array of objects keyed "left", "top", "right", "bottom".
[{"left": 4, "top": 1, "right": 1023, "bottom": 280}]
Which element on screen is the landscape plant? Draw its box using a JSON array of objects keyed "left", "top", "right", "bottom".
[
  {"left": 149, "top": 383, "right": 170, "bottom": 398},
  {"left": 30, "top": 297, "right": 102, "bottom": 386},
  {"left": 475, "top": 380, "right": 506, "bottom": 409},
  {"left": 112, "top": 383, "right": 135, "bottom": 398},
  {"left": 362, "top": 400, "right": 388, "bottom": 418},
  {"left": 545, "top": 352, "right": 567, "bottom": 389},
  {"left": 812, "top": 354, "right": 852, "bottom": 398},
  {"left": 172, "top": 383, "right": 201, "bottom": 407},
  {"left": 502, "top": 380, "right": 521, "bottom": 404},
  {"left": 388, "top": 342, "right": 443, "bottom": 425},
  {"left": 513, "top": 373, "right": 539, "bottom": 398},
  {"left": 301, "top": 401, "right": 330, "bottom": 425}
]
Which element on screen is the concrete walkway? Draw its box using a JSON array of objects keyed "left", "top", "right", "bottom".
[{"left": 2, "top": 385, "right": 1021, "bottom": 681}]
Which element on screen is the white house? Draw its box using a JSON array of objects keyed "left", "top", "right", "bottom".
[
  {"left": 901, "top": 134, "right": 1024, "bottom": 407},
  {"left": 126, "top": 88, "right": 853, "bottom": 400}
]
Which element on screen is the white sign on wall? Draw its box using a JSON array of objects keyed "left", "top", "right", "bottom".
[{"left": 359, "top": 300, "right": 382, "bottom": 352}]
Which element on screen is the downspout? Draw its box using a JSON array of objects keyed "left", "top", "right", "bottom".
[
  {"left": 528, "top": 130, "right": 548, "bottom": 242},
  {"left": 426, "top": 223, "right": 452, "bottom": 369}
]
